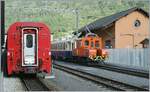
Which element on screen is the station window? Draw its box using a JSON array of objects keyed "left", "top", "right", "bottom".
[
  {"left": 26, "top": 35, "right": 33, "bottom": 48},
  {"left": 84, "top": 40, "right": 89, "bottom": 46},
  {"left": 134, "top": 20, "right": 141, "bottom": 27},
  {"left": 95, "top": 41, "right": 99, "bottom": 48},
  {"left": 105, "top": 40, "right": 112, "bottom": 49}
]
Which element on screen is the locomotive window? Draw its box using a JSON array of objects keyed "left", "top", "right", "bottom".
[
  {"left": 95, "top": 41, "right": 99, "bottom": 47},
  {"left": 26, "top": 35, "right": 33, "bottom": 48},
  {"left": 91, "top": 41, "right": 94, "bottom": 47},
  {"left": 85, "top": 40, "right": 89, "bottom": 46}
]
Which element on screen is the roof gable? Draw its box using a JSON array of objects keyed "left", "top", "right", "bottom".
[{"left": 74, "top": 7, "right": 149, "bottom": 34}]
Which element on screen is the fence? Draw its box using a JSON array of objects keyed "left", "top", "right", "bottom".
[{"left": 105, "top": 48, "right": 149, "bottom": 70}]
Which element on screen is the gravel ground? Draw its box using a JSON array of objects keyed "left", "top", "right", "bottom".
[
  {"left": 41, "top": 68, "right": 114, "bottom": 91},
  {"left": 4, "top": 77, "right": 25, "bottom": 92}
]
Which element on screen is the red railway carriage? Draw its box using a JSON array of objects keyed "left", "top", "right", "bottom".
[{"left": 6, "top": 22, "right": 52, "bottom": 75}]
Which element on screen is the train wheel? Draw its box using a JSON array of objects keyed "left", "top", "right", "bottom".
[{"left": 86, "top": 58, "right": 93, "bottom": 66}]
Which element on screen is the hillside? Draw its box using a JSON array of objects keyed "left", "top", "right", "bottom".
[{"left": 5, "top": 0, "right": 149, "bottom": 39}]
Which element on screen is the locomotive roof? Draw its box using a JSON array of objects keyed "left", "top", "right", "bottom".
[{"left": 73, "top": 7, "right": 149, "bottom": 35}]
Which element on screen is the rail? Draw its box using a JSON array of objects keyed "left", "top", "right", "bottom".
[
  {"left": 54, "top": 62, "right": 149, "bottom": 91},
  {"left": 93, "top": 63, "right": 149, "bottom": 78},
  {"left": 21, "top": 77, "right": 50, "bottom": 91}
]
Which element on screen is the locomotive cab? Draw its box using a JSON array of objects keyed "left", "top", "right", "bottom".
[{"left": 73, "top": 33, "right": 108, "bottom": 62}]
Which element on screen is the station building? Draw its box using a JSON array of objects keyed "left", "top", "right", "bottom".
[{"left": 75, "top": 7, "right": 149, "bottom": 48}]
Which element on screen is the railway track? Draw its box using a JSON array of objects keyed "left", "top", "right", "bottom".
[
  {"left": 21, "top": 77, "right": 50, "bottom": 91},
  {"left": 54, "top": 63, "right": 148, "bottom": 91},
  {"left": 57, "top": 60, "right": 149, "bottom": 78},
  {"left": 91, "top": 63, "right": 149, "bottom": 79}
]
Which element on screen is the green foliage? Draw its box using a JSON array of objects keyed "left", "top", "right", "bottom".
[{"left": 5, "top": 0, "right": 149, "bottom": 39}]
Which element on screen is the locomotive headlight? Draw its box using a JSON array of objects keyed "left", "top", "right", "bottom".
[
  {"left": 102, "top": 50, "right": 106, "bottom": 55},
  {"left": 89, "top": 55, "right": 94, "bottom": 60}
]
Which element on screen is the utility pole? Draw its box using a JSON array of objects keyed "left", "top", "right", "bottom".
[
  {"left": 1, "top": 1, "right": 5, "bottom": 92},
  {"left": 75, "top": 8, "right": 79, "bottom": 32},
  {"left": 1, "top": 1, "right": 5, "bottom": 47}
]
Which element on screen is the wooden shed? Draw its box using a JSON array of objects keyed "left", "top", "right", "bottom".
[{"left": 74, "top": 7, "right": 149, "bottom": 48}]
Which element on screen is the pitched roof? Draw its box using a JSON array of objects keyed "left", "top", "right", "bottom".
[
  {"left": 73, "top": 7, "right": 149, "bottom": 34},
  {"left": 140, "top": 38, "right": 149, "bottom": 44}
]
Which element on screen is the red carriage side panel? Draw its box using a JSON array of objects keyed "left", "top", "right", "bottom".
[
  {"left": 38, "top": 23, "right": 51, "bottom": 73},
  {"left": 6, "top": 22, "right": 52, "bottom": 75},
  {"left": 7, "top": 23, "right": 21, "bottom": 75}
]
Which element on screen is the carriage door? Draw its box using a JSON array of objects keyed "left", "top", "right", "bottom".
[
  {"left": 23, "top": 34, "right": 35, "bottom": 66},
  {"left": 22, "top": 28, "right": 38, "bottom": 66}
]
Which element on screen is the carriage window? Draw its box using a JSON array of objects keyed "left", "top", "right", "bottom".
[
  {"left": 77, "top": 41, "right": 82, "bottom": 48},
  {"left": 84, "top": 40, "right": 89, "bottom": 46},
  {"left": 69, "top": 42, "right": 71, "bottom": 50},
  {"left": 72, "top": 43, "right": 74, "bottom": 49},
  {"left": 91, "top": 41, "right": 94, "bottom": 47},
  {"left": 95, "top": 41, "right": 99, "bottom": 47},
  {"left": 26, "top": 35, "right": 33, "bottom": 48},
  {"left": 58, "top": 43, "right": 61, "bottom": 49},
  {"left": 64, "top": 43, "right": 66, "bottom": 50}
]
